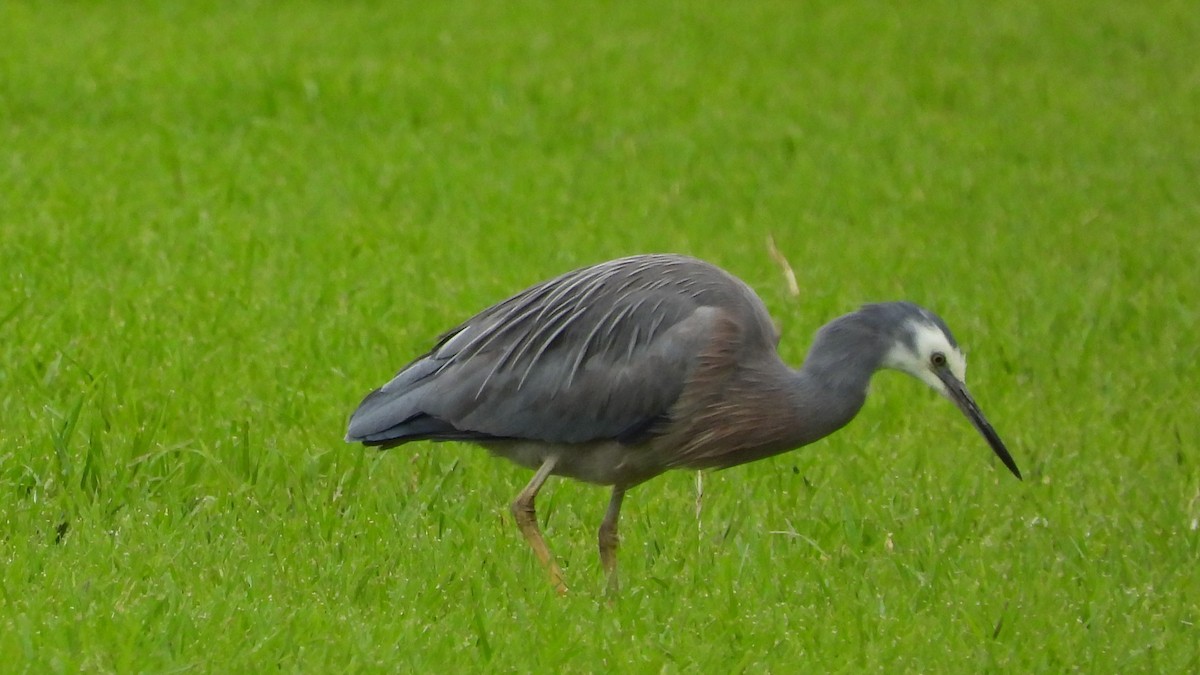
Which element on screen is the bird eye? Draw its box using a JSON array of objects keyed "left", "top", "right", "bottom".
[{"left": 930, "top": 352, "right": 947, "bottom": 368}]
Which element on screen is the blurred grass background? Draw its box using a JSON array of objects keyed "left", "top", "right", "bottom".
[{"left": 1, "top": 0, "right": 1197, "bottom": 670}]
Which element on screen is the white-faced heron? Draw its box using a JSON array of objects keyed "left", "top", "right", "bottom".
[{"left": 346, "top": 254, "right": 1022, "bottom": 593}]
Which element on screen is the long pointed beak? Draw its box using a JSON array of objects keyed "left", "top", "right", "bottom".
[{"left": 935, "top": 369, "right": 1023, "bottom": 480}]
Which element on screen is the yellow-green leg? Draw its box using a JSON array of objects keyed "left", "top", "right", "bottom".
[
  {"left": 511, "top": 457, "right": 567, "bottom": 594},
  {"left": 598, "top": 486, "right": 626, "bottom": 596}
]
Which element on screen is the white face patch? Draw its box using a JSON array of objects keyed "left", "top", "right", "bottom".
[{"left": 882, "top": 320, "right": 967, "bottom": 398}]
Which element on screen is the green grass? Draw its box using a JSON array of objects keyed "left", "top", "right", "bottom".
[{"left": 2, "top": 0, "right": 1198, "bottom": 671}]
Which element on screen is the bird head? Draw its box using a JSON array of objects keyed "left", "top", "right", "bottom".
[{"left": 879, "top": 305, "right": 1023, "bottom": 480}]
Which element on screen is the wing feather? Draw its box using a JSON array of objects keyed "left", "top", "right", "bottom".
[{"left": 346, "top": 254, "right": 779, "bottom": 447}]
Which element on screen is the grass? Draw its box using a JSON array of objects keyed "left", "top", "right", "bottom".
[{"left": 2, "top": 0, "right": 1198, "bottom": 671}]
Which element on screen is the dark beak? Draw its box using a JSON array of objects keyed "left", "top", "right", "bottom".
[{"left": 935, "top": 368, "right": 1023, "bottom": 480}]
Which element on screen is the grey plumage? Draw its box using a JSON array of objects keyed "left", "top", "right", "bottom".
[
  {"left": 347, "top": 254, "right": 778, "bottom": 465},
  {"left": 346, "top": 254, "right": 1021, "bottom": 593}
]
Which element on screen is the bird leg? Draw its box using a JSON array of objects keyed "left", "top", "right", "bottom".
[
  {"left": 511, "top": 457, "right": 567, "bottom": 594},
  {"left": 598, "top": 486, "right": 626, "bottom": 596}
]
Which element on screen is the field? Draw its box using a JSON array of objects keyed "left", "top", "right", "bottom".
[{"left": 2, "top": 1, "right": 1198, "bottom": 671}]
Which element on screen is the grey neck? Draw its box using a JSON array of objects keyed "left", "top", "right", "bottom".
[{"left": 784, "top": 309, "right": 895, "bottom": 444}]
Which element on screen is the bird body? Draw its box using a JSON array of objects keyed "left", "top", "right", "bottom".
[{"left": 346, "top": 254, "right": 1021, "bottom": 593}]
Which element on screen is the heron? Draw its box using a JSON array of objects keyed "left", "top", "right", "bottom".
[{"left": 346, "top": 254, "right": 1021, "bottom": 594}]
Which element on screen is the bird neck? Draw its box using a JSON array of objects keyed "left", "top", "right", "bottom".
[
  {"left": 783, "top": 366, "right": 869, "bottom": 443},
  {"left": 662, "top": 308, "right": 894, "bottom": 471},
  {"left": 786, "top": 310, "right": 892, "bottom": 443}
]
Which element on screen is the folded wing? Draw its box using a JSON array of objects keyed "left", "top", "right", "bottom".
[{"left": 345, "top": 255, "right": 778, "bottom": 448}]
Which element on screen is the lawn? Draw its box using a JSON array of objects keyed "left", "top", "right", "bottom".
[{"left": 2, "top": 0, "right": 1198, "bottom": 671}]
